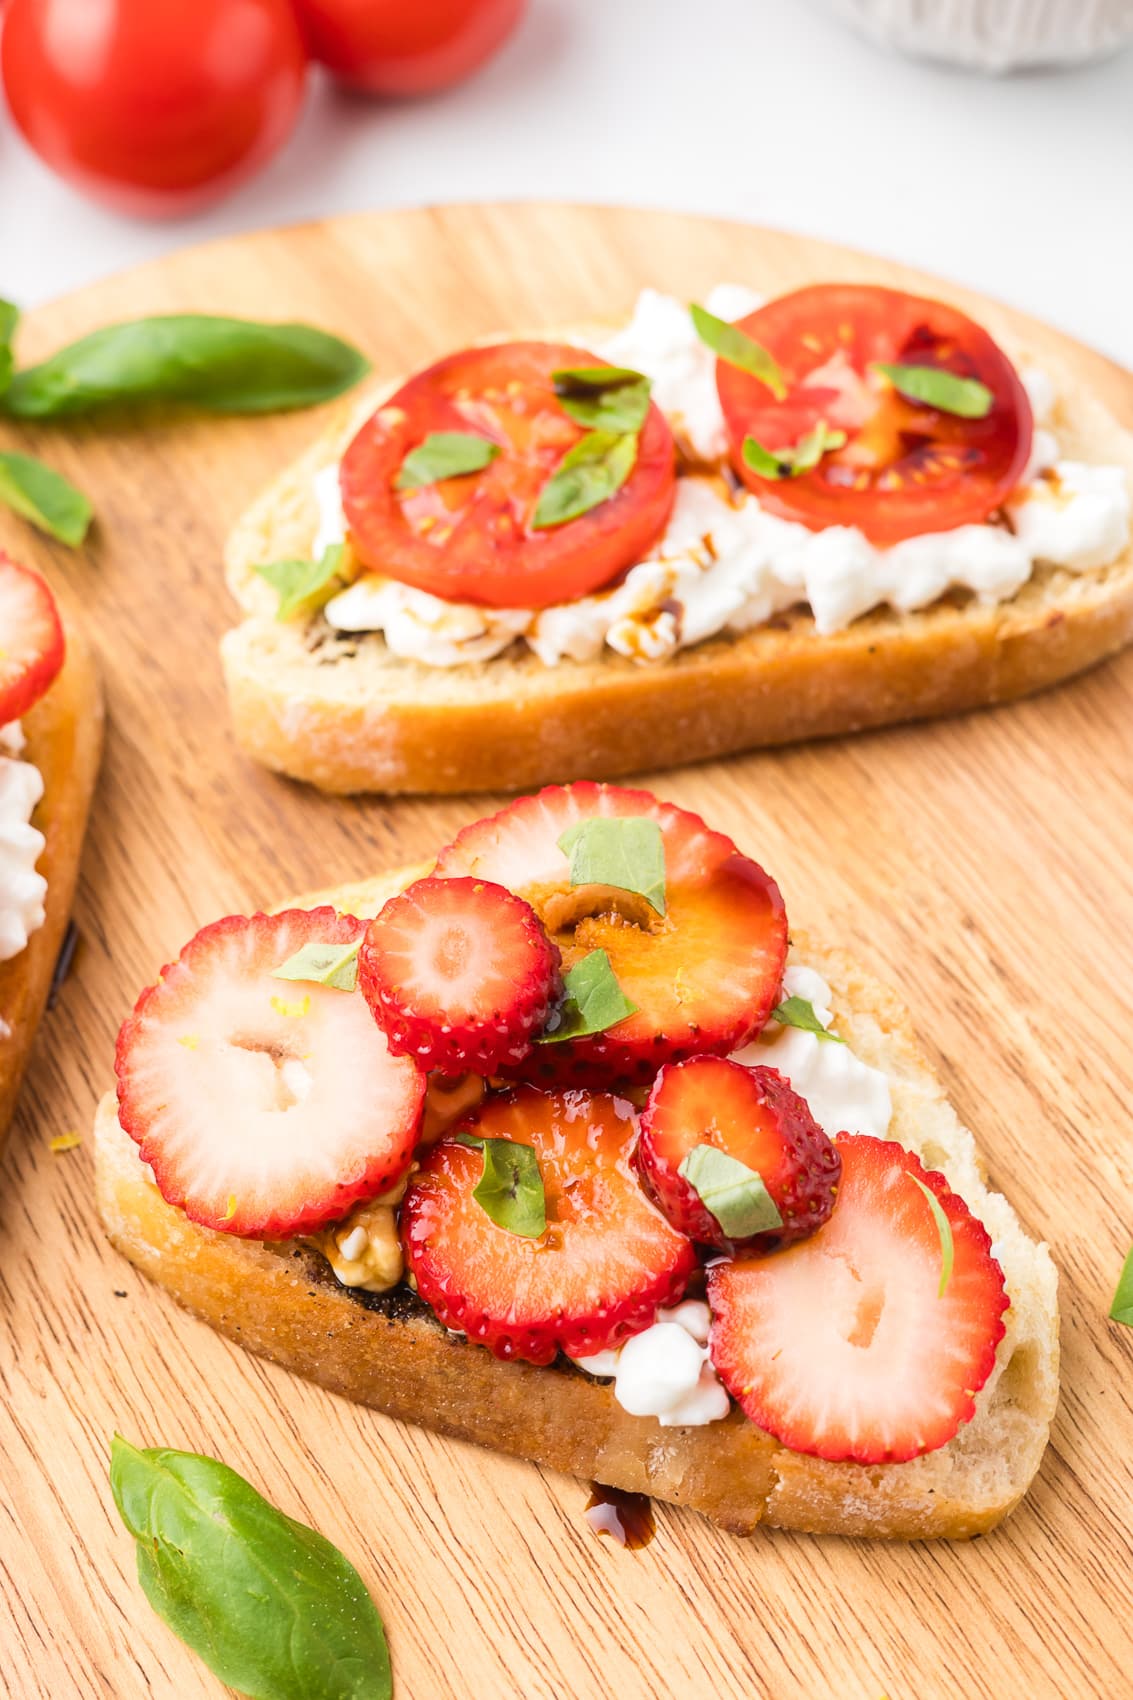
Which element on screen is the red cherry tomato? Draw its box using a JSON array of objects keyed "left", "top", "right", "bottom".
[
  {"left": 340, "top": 341, "right": 677, "bottom": 610},
  {"left": 0, "top": 0, "right": 308, "bottom": 218},
  {"left": 716, "top": 284, "right": 1033, "bottom": 545},
  {"left": 292, "top": 0, "right": 524, "bottom": 94}
]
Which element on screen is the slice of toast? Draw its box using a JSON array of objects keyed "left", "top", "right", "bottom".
[
  {"left": 93, "top": 865, "right": 1060, "bottom": 1541},
  {"left": 0, "top": 621, "right": 102, "bottom": 1146},
  {"left": 221, "top": 326, "right": 1133, "bottom": 795}
]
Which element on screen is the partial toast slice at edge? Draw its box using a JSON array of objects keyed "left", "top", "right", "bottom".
[{"left": 93, "top": 864, "right": 1060, "bottom": 1541}]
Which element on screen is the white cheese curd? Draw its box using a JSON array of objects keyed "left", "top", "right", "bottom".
[
  {"left": 325, "top": 575, "right": 530, "bottom": 666},
  {"left": 312, "top": 461, "right": 348, "bottom": 558},
  {"left": 1007, "top": 462, "right": 1131, "bottom": 571},
  {"left": 0, "top": 726, "right": 47, "bottom": 963},
  {"left": 569, "top": 1301, "right": 731, "bottom": 1427}
]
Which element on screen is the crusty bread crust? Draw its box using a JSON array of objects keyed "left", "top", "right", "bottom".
[
  {"left": 221, "top": 329, "right": 1133, "bottom": 794},
  {"left": 94, "top": 866, "right": 1059, "bottom": 1540},
  {"left": 0, "top": 623, "right": 102, "bottom": 1144}
]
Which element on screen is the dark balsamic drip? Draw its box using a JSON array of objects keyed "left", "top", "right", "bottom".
[
  {"left": 584, "top": 1484, "right": 655, "bottom": 1548},
  {"left": 48, "top": 921, "right": 80, "bottom": 1010}
]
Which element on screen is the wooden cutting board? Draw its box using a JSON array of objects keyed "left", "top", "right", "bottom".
[{"left": 1, "top": 203, "right": 1131, "bottom": 1700}]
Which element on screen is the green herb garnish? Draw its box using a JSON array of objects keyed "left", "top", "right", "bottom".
[
  {"left": 455, "top": 1135, "right": 546, "bottom": 1238},
  {"left": 0, "top": 299, "right": 18, "bottom": 398},
  {"left": 0, "top": 452, "right": 92, "bottom": 546},
  {"left": 557, "top": 816, "right": 666, "bottom": 916},
  {"left": 1109, "top": 1245, "right": 1133, "bottom": 1326},
  {"left": 109, "top": 1435, "right": 392, "bottom": 1700},
  {"left": 909, "top": 1174, "right": 955, "bottom": 1299},
  {"left": 255, "top": 542, "right": 348, "bottom": 622},
  {"left": 770, "top": 994, "right": 844, "bottom": 1043},
  {"left": 679, "top": 1144, "right": 783, "bottom": 1239},
  {"left": 537, "top": 949, "right": 638, "bottom": 1043},
  {"left": 532, "top": 429, "right": 639, "bottom": 529},
  {"left": 871, "top": 362, "right": 993, "bottom": 420},
  {"left": 689, "top": 303, "right": 786, "bottom": 399},
  {"left": 272, "top": 938, "right": 360, "bottom": 993},
  {"left": 551, "top": 365, "right": 652, "bottom": 433},
  {"left": 395, "top": 430, "right": 500, "bottom": 490},
  {"left": 742, "top": 420, "right": 847, "bottom": 481}
]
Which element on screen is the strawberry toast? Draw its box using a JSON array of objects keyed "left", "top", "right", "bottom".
[
  {"left": 95, "top": 784, "right": 1058, "bottom": 1538},
  {"left": 0, "top": 553, "right": 101, "bottom": 1146}
]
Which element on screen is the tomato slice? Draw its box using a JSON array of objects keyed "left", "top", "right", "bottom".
[
  {"left": 716, "top": 284, "right": 1033, "bottom": 545},
  {"left": 339, "top": 341, "right": 676, "bottom": 609}
]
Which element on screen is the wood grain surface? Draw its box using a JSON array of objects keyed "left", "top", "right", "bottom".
[{"left": 0, "top": 204, "right": 1129, "bottom": 1700}]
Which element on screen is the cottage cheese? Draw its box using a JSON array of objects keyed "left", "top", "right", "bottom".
[
  {"left": 569, "top": 1301, "right": 730, "bottom": 1427},
  {"left": 0, "top": 723, "right": 47, "bottom": 963}
]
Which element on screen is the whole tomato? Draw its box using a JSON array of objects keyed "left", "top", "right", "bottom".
[
  {"left": 292, "top": 0, "right": 525, "bottom": 95},
  {"left": 0, "top": 0, "right": 309, "bottom": 218}
]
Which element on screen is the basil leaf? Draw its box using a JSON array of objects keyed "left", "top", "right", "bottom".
[
  {"left": 109, "top": 1435, "right": 392, "bottom": 1700},
  {"left": 532, "top": 429, "right": 638, "bottom": 529},
  {"left": 552, "top": 366, "right": 651, "bottom": 432},
  {"left": 256, "top": 543, "right": 348, "bottom": 622},
  {"left": 909, "top": 1174, "right": 955, "bottom": 1299},
  {"left": 770, "top": 994, "right": 844, "bottom": 1043},
  {"left": 273, "top": 939, "right": 360, "bottom": 993},
  {"left": 455, "top": 1135, "right": 546, "bottom": 1238},
  {"left": 557, "top": 816, "right": 666, "bottom": 916},
  {"left": 395, "top": 430, "right": 500, "bottom": 490},
  {"left": 742, "top": 420, "right": 847, "bottom": 481},
  {"left": 1110, "top": 1246, "right": 1133, "bottom": 1326},
  {"left": 537, "top": 949, "right": 637, "bottom": 1043},
  {"left": 689, "top": 303, "right": 787, "bottom": 400},
  {"left": 871, "top": 362, "right": 993, "bottom": 420},
  {"left": 0, "top": 452, "right": 92, "bottom": 546},
  {"left": 0, "top": 299, "right": 18, "bottom": 397},
  {"left": 678, "top": 1144, "right": 783, "bottom": 1239},
  {"left": 4, "top": 316, "right": 370, "bottom": 419}
]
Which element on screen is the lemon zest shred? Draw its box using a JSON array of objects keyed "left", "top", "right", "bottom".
[{"left": 49, "top": 1132, "right": 82, "bottom": 1154}]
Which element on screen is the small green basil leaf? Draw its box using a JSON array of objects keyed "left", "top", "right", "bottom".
[
  {"left": 395, "top": 430, "right": 500, "bottom": 490},
  {"left": 551, "top": 366, "right": 652, "bottom": 432},
  {"left": 678, "top": 1143, "right": 783, "bottom": 1239},
  {"left": 0, "top": 452, "right": 92, "bottom": 546},
  {"left": 0, "top": 299, "right": 19, "bottom": 397},
  {"left": 908, "top": 1174, "right": 955, "bottom": 1299},
  {"left": 455, "top": 1135, "right": 546, "bottom": 1238},
  {"left": 1109, "top": 1245, "right": 1133, "bottom": 1326},
  {"left": 871, "top": 362, "right": 993, "bottom": 420},
  {"left": 109, "top": 1435, "right": 392, "bottom": 1700},
  {"left": 537, "top": 949, "right": 638, "bottom": 1043},
  {"left": 272, "top": 939, "right": 360, "bottom": 992},
  {"left": 689, "top": 303, "right": 787, "bottom": 400},
  {"left": 256, "top": 543, "right": 348, "bottom": 623},
  {"left": 770, "top": 995, "right": 845, "bottom": 1043},
  {"left": 557, "top": 816, "right": 666, "bottom": 916},
  {"left": 742, "top": 420, "right": 847, "bottom": 481},
  {"left": 3, "top": 316, "right": 370, "bottom": 418},
  {"left": 532, "top": 429, "right": 638, "bottom": 529}
]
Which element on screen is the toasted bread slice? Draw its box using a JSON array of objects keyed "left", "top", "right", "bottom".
[
  {"left": 94, "top": 864, "right": 1059, "bottom": 1540},
  {"left": 0, "top": 621, "right": 102, "bottom": 1144},
  {"left": 221, "top": 330, "right": 1133, "bottom": 794}
]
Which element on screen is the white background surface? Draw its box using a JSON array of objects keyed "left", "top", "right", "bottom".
[{"left": 1, "top": 0, "right": 1131, "bottom": 364}]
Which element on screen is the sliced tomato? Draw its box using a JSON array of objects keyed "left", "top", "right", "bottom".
[
  {"left": 339, "top": 341, "right": 676, "bottom": 609},
  {"left": 716, "top": 284, "right": 1033, "bottom": 545}
]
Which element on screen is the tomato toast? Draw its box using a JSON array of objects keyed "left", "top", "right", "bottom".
[
  {"left": 95, "top": 785, "right": 1058, "bottom": 1539},
  {"left": 223, "top": 280, "right": 1133, "bottom": 793}
]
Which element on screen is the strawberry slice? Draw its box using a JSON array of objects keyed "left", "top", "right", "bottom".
[
  {"left": 401, "top": 1086, "right": 696, "bottom": 1365},
  {"left": 0, "top": 554, "right": 64, "bottom": 726},
  {"left": 358, "top": 876, "right": 562, "bottom": 1076},
  {"left": 707, "top": 1135, "right": 1009, "bottom": 1463},
  {"left": 434, "top": 783, "right": 787, "bottom": 1085},
  {"left": 115, "top": 908, "right": 425, "bottom": 1238},
  {"left": 637, "top": 1057, "right": 841, "bottom": 1249}
]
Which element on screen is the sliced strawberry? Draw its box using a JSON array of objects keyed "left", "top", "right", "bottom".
[
  {"left": 637, "top": 1057, "right": 841, "bottom": 1249},
  {"left": 434, "top": 783, "right": 787, "bottom": 1086},
  {"left": 401, "top": 1086, "right": 696, "bottom": 1365},
  {"left": 707, "top": 1135, "right": 1009, "bottom": 1464},
  {"left": 358, "top": 876, "right": 562, "bottom": 1076},
  {"left": 0, "top": 554, "right": 64, "bottom": 725},
  {"left": 115, "top": 908, "right": 425, "bottom": 1238}
]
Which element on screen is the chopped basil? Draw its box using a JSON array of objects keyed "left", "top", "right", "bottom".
[
  {"left": 531, "top": 429, "right": 638, "bottom": 529},
  {"left": 395, "top": 430, "right": 500, "bottom": 490},
  {"left": 871, "top": 361, "right": 993, "bottom": 420},
  {"left": 770, "top": 994, "right": 844, "bottom": 1043},
  {"left": 678, "top": 1144, "right": 783, "bottom": 1239},
  {"left": 255, "top": 542, "right": 348, "bottom": 623},
  {"left": 456, "top": 1134, "right": 546, "bottom": 1238},
  {"left": 551, "top": 366, "right": 652, "bottom": 433},
  {"left": 1109, "top": 1245, "right": 1133, "bottom": 1326},
  {"left": 557, "top": 816, "right": 666, "bottom": 916},
  {"left": 909, "top": 1174, "right": 955, "bottom": 1299},
  {"left": 537, "top": 949, "right": 638, "bottom": 1043},
  {"left": 109, "top": 1435, "right": 392, "bottom": 1700},
  {"left": 689, "top": 303, "right": 787, "bottom": 400},
  {"left": 0, "top": 451, "right": 92, "bottom": 546},
  {"left": 272, "top": 938, "right": 360, "bottom": 992},
  {"left": 0, "top": 299, "right": 18, "bottom": 397},
  {"left": 742, "top": 420, "right": 847, "bottom": 481}
]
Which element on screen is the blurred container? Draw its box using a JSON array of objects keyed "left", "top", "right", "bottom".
[{"left": 817, "top": 0, "right": 1133, "bottom": 71}]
